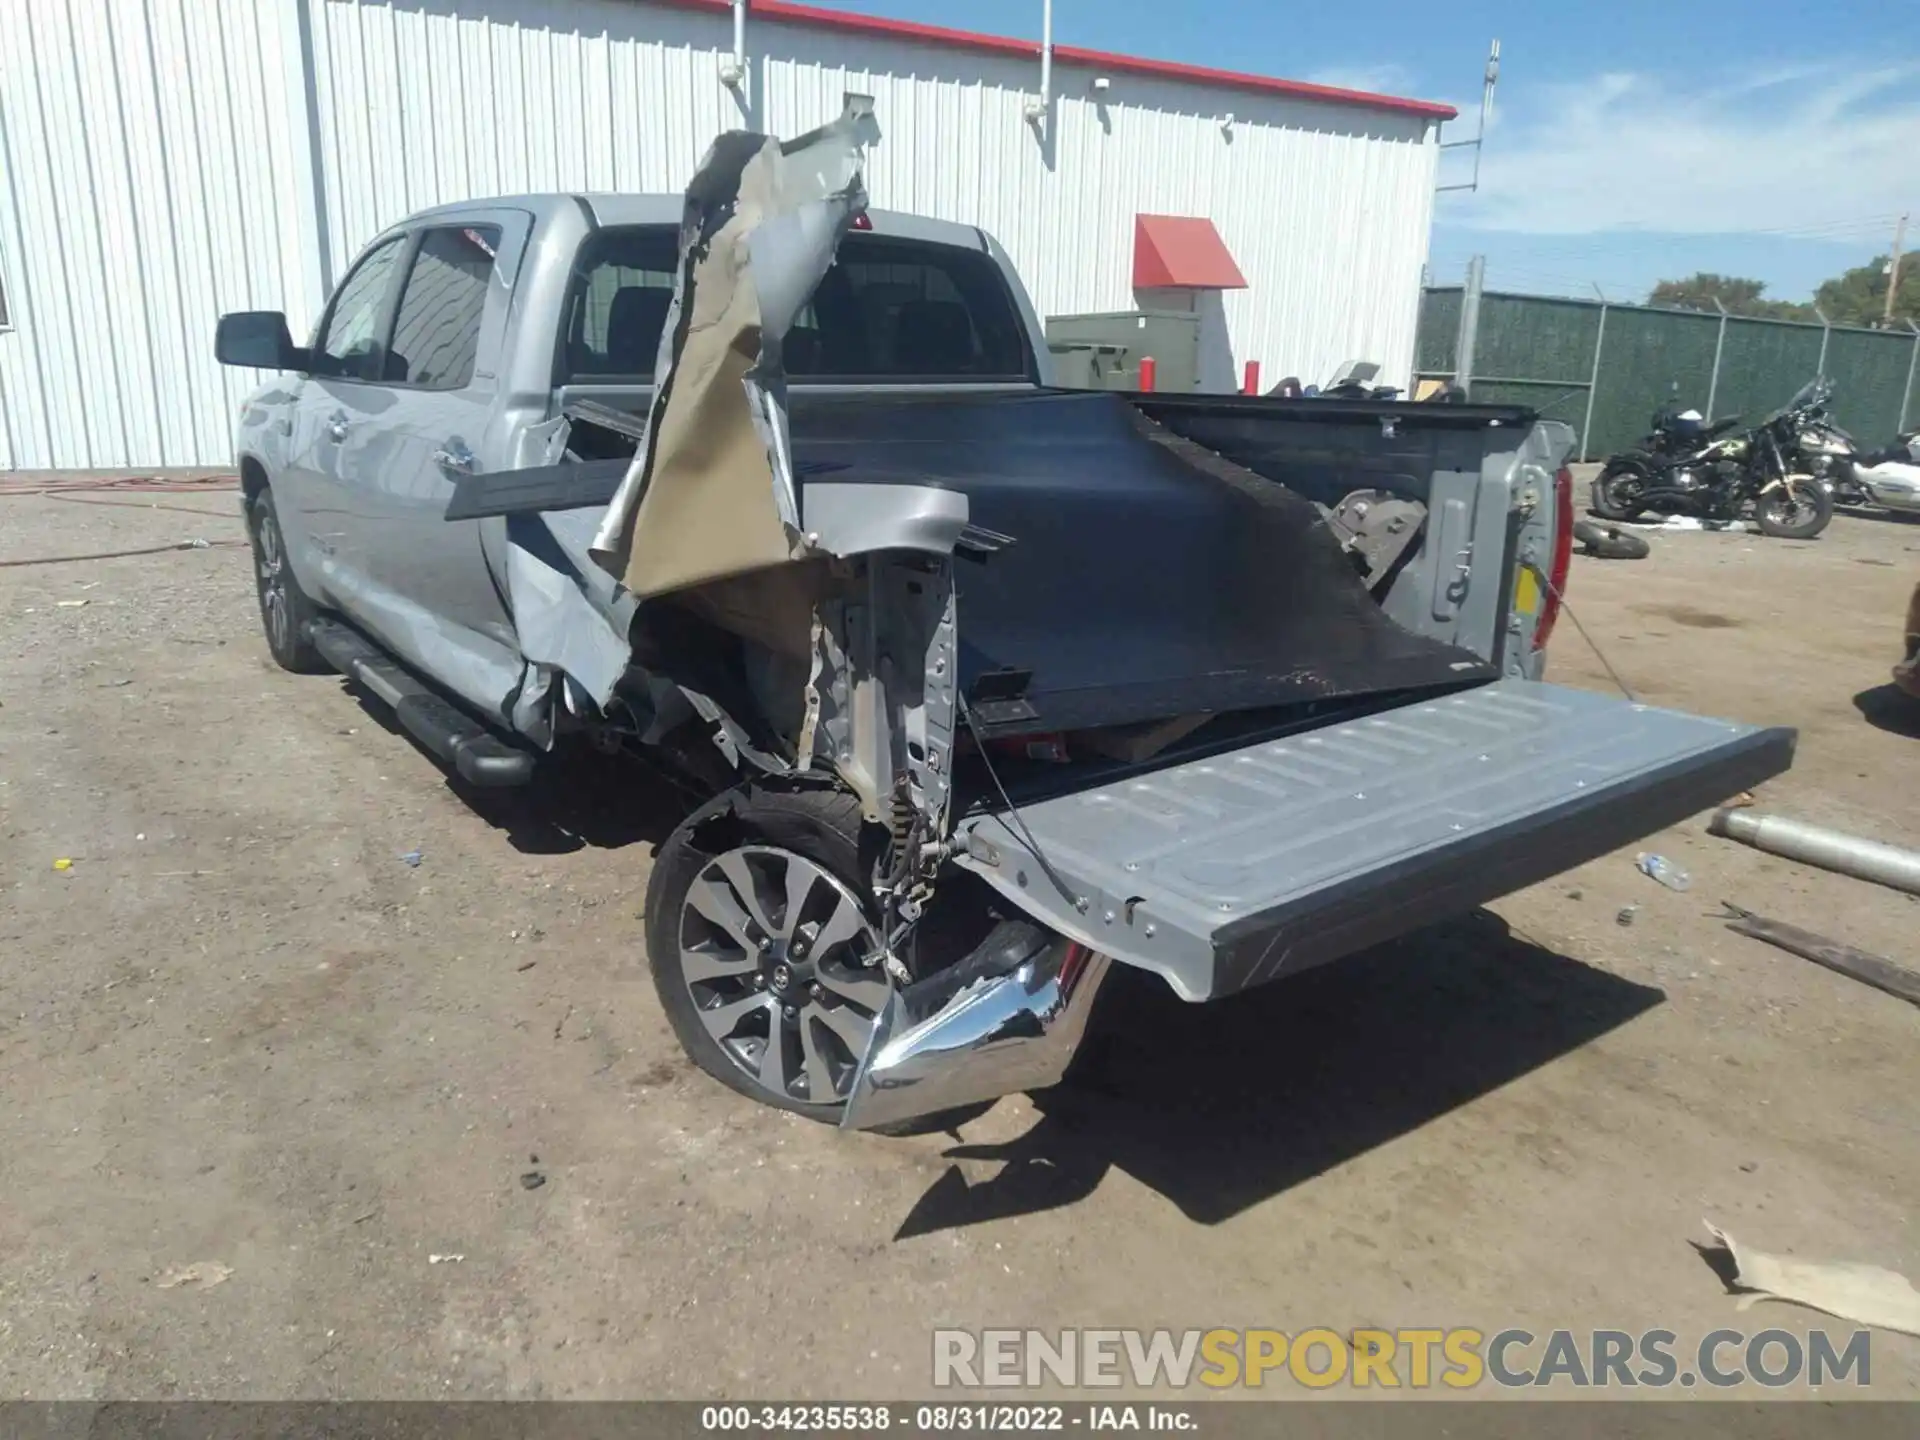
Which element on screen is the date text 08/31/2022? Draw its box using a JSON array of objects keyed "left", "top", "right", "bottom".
[{"left": 701, "top": 1405, "right": 1192, "bottom": 1431}]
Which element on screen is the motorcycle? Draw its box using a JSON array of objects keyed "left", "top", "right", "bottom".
[
  {"left": 1320, "top": 360, "right": 1403, "bottom": 401},
  {"left": 1855, "top": 432, "right": 1920, "bottom": 515},
  {"left": 1859, "top": 429, "right": 1920, "bottom": 468},
  {"left": 1788, "top": 384, "right": 1876, "bottom": 506},
  {"left": 1591, "top": 379, "right": 1835, "bottom": 539}
]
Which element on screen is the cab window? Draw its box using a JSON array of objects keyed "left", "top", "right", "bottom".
[
  {"left": 559, "top": 228, "right": 1032, "bottom": 383},
  {"left": 386, "top": 226, "right": 502, "bottom": 389},
  {"left": 312, "top": 237, "right": 404, "bottom": 381}
]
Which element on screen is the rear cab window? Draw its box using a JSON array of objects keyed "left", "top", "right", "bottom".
[
  {"left": 387, "top": 225, "right": 502, "bottom": 389},
  {"left": 559, "top": 228, "right": 1033, "bottom": 385}
]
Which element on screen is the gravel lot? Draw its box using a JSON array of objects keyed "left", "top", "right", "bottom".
[{"left": 1, "top": 480, "right": 1916, "bottom": 1400}]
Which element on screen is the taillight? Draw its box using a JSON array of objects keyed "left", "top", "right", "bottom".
[
  {"left": 850, "top": 210, "right": 873, "bottom": 230},
  {"left": 1533, "top": 465, "right": 1575, "bottom": 651}
]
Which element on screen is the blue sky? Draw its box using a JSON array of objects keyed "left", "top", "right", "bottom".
[{"left": 819, "top": 0, "right": 1918, "bottom": 303}]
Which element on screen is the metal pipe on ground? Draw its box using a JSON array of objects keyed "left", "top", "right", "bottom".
[
  {"left": 1709, "top": 809, "right": 1920, "bottom": 897},
  {"left": 1720, "top": 905, "right": 1920, "bottom": 1008}
]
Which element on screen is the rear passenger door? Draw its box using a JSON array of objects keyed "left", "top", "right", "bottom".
[{"left": 337, "top": 211, "right": 533, "bottom": 718}]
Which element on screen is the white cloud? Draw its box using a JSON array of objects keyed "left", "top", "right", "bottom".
[{"left": 1451, "top": 63, "right": 1920, "bottom": 238}]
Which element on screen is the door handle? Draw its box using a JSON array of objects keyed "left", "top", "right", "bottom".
[
  {"left": 432, "top": 440, "right": 477, "bottom": 474},
  {"left": 325, "top": 411, "right": 350, "bottom": 443}
]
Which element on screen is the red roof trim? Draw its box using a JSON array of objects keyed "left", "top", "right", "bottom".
[{"left": 646, "top": 0, "right": 1457, "bottom": 121}]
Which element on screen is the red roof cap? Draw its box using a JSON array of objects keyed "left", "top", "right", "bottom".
[
  {"left": 1133, "top": 215, "right": 1247, "bottom": 290},
  {"left": 649, "top": 1, "right": 1457, "bottom": 121}
]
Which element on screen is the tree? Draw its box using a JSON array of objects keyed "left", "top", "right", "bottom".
[
  {"left": 1813, "top": 255, "right": 1920, "bottom": 328},
  {"left": 1645, "top": 273, "right": 1815, "bottom": 321}
]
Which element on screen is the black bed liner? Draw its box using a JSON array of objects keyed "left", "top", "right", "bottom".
[{"left": 450, "top": 389, "right": 1526, "bottom": 735}]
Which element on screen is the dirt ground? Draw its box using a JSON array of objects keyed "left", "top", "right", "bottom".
[{"left": 1, "top": 479, "right": 1916, "bottom": 1401}]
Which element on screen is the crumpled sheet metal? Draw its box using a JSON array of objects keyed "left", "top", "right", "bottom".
[
  {"left": 589, "top": 105, "right": 879, "bottom": 603},
  {"left": 500, "top": 417, "right": 638, "bottom": 744},
  {"left": 506, "top": 509, "right": 638, "bottom": 728}
]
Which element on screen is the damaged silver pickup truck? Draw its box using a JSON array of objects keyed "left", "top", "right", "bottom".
[{"left": 216, "top": 110, "right": 1793, "bottom": 1131}]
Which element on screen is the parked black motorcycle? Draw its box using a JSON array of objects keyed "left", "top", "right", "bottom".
[
  {"left": 1591, "top": 379, "right": 1835, "bottom": 539},
  {"left": 1788, "top": 383, "right": 1876, "bottom": 506}
]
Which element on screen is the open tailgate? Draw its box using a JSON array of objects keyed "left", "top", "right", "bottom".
[{"left": 954, "top": 680, "right": 1793, "bottom": 1000}]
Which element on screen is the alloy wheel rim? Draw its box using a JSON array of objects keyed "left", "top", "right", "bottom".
[
  {"left": 677, "top": 844, "right": 891, "bottom": 1105},
  {"left": 255, "top": 508, "right": 291, "bottom": 654},
  {"left": 1764, "top": 489, "right": 1812, "bottom": 527}
]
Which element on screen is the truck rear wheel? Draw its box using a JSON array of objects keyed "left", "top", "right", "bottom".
[
  {"left": 247, "top": 487, "right": 327, "bottom": 673},
  {"left": 645, "top": 786, "right": 896, "bottom": 1121}
]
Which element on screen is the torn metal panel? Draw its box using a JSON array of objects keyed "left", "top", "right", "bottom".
[
  {"left": 808, "top": 556, "right": 957, "bottom": 832},
  {"left": 801, "top": 482, "right": 970, "bottom": 559},
  {"left": 590, "top": 104, "right": 879, "bottom": 603},
  {"left": 504, "top": 510, "right": 637, "bottom": 714}
]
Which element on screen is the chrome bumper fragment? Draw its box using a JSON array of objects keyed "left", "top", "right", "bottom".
[{"left": 840, "top": 924, "right": 1111, "bottom": 1132}]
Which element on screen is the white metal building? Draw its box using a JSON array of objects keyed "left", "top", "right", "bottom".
[{"left": 0, "top": 0, "right": 1454, "bottom": 470}]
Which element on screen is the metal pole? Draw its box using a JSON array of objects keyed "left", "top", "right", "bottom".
[
  {"left": 1712, "top": 809, "right": 1920, "bottom": 898},
  {"left": 1454, "top": 256, "right": 1484, "bottom": 396},
  {"left": 287, "top": 0, "right": 335, "bottom": 308},
  {"left": 1580, "top": 298, "right": 1608, "bottom": 461},
  {"left": 1024, "top": 0, "right": 1053, "bottom": 126},
  {"left": 1885, "top": 213, "right": 1908, "bottom": 326},
  {"left": 1815, "top": 305, "right": 1831, "bottom": 377},
  {"left": 1039, "top": 0, "right": 1053, "bottom": 112},
  {"left": 718, "top": 0, "right": 749, "bottom": 91},
  {"left": 1706, "top": 299, "right": 1728, "bottom": 420},
  {"left": 1900, "top": 321, "right": 1920, "bottom": 433},
  {"left": 1435, "top": 40, "right": 1500, "bottom": 194}
]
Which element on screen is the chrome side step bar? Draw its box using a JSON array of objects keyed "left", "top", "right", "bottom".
[{"left": 308, "top": 617, "right": 536, "bottom": 788}]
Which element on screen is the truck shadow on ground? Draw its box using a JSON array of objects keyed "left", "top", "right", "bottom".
[
  {"left": 894, "top": 910, "right": 1663, "bottom": 1237},
  {"left": 336, "top": 681, "right": 688, "bottom": 852},
  {"left": 457, "top": 746, "right": 691, "bottom": 853}
]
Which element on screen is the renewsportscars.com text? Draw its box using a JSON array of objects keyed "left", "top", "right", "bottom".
[{"left": 933, "top": 1327, "right": 1872, "bottom": 1390}]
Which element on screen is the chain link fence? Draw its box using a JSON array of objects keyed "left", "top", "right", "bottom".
[{"left": 1415, "top": 276, "right": 1920, "bottom": 461}]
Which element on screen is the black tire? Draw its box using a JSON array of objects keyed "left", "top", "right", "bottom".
[
  {"left": 645, "top": 784, "right": 888, "bottom": 1122},
  {"left": 1572, "top": 519, "right": 1650, "bottom": 560},
  {"left": 247, "top": 487, "right": 327, "bottom": 672},
  {"left": 1754, "top": 479, "right": 1834, "bottom": 539},
  {"left": 1589, "top": 460, "right": 1650, "bottom": 522}
]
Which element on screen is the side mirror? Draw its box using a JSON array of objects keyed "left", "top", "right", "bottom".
[{"left": 215, "top": 311, "right": 303, "bottom": 371}]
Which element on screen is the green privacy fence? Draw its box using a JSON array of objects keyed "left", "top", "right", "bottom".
[{"left": 1416, "top": 284, "right": 1920, "bottom": 461}]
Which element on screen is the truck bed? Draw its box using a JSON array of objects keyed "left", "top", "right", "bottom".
[{"left": 450, "top": 388, "right": 1534, "bottom": 734}]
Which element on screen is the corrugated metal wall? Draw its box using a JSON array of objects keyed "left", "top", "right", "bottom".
[
  {"left": 305, "top": 0, "right": 1438, "bottom": 399},
  {"left": 0, "top": 0, "right": 1440, "bottom": 469},
  {"left": 1418, "top": 286, "right": 1920, "bottom": 459},
  {"left": 756, "top": 23, "right": 1440, "bottom": 398},
  {"left": 0, "top": 0, "right": 322, "bottom": 470}
]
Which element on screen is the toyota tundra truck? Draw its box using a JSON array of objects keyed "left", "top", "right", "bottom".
[{"left": 214, "top": 115, "right": 1792, "bottom": 1132}]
